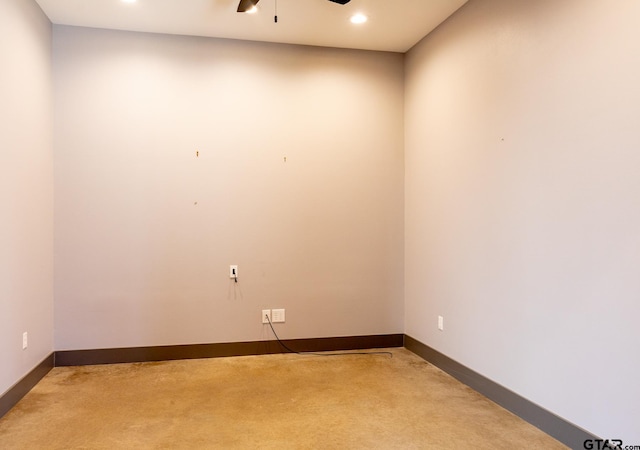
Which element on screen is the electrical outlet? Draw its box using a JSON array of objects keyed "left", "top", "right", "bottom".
[
  {"left": 438, "top": 315, "right": 444, "bottom": 331},
  {"left": 22, "top": 332, "right": 28, "bottom": 350},
  {"left": 262, "top": 309, "right": 271, "bottom": 324},
  {"left": 230, "top": 265, "right": 238, "bottom": 279},
  {"left": 272, "top": 309, "right": 285, "bottom": 323}
]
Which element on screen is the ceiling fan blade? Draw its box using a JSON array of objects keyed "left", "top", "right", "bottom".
[
  {"left": 328, "top": 0, "right": 351, "bottom": 4},
  {"left": 237, "top": 0, "right": 259, "bottom": 13}
]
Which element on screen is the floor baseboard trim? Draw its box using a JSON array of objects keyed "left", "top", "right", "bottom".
[
  {"left": 6, "top": 333, "right": 589, "bottom": 447},
  {"left": 0, "top": 353, "right": 54, "bottom": 419},
  {"left": 404, "top": 335, "right": 597, "bottom": 449},
  {"left": 55, "top": 334, "right": 404, "bottom": 366}
]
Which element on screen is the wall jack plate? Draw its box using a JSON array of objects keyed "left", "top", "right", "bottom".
[
  {"left": 262, "top": 309, "right": 271, "bottom": 324},
  {"left": 230, "top": 265, "right": 238, "bottom": 279}
]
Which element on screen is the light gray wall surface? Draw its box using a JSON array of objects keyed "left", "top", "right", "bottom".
[
  {"left": 6, "top": 0, "right": 635, "bottom": 442},
  {"left": 53, "top": 26, "right": 405, "bottom": 350},
  {"left": 405, "top": 0, "right": 640, "bottom": 442},
  {"left": 0, "top": 0, "right": 54, "bottom": 396}
]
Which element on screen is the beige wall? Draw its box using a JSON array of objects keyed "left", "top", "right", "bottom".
[
  {"left": 0, "top": 0, "right": 53, "bottom": 395},
  {"left": 405, "top": 0, "right": 640, "bottom": 442},
  {"left": 53, "top": 26, "right": 405, "bottom": 350}
]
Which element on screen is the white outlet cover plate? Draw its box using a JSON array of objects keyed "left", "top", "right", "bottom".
[
  {"left": 262, "top": 309, "right": 271, "bottom": 324},
  {"left": 230, "top": 265, "right": 238, "bottom": 278},
  {"left": 272, "top": 309, "right": 286, "bottom": 323}
]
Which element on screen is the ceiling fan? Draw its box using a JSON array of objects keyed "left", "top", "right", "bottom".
[{"left": 237, "top": 0, "right": 351, "bottom": 13}]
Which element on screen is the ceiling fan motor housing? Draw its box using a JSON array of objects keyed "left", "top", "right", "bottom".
[{"left": 239, "top": 0, "right": 350, "bottom": 12}]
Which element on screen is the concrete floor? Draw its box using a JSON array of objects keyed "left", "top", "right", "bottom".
[{"left": 0, "top": 348, "right": 567, "bottom": 449}]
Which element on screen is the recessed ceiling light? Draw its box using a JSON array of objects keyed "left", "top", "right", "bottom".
[{"left": 350, "top": 13, "right": 367, "bottom": 24}]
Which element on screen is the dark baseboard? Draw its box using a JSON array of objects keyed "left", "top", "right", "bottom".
[
  {"left": 1, "top": 335, "right": 402, "bottom": 419},
  {"left": 4, "top": 333, "right": 592, "bottom": 449},
  {"left": 404, "top": 335, "right": 597, "bottom": 449},
  {"left": 55, "top": 333, "right": 404, "bottom": 366},
  {"left": 0, "top": 353, "right": 54, "bottom": 419}
]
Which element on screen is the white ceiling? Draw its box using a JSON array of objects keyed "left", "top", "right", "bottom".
[{"left": 35, "top": 0, "right": 468, "bottom": 53}]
